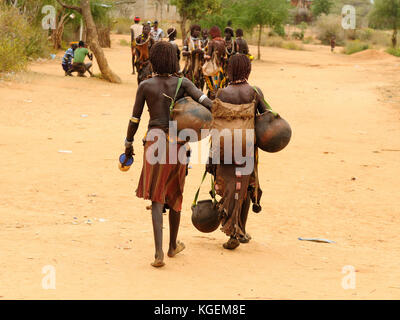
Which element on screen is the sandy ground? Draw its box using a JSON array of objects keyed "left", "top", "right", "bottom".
[{"left": 0, "top": 34, "right": 400, "bottom": 300}]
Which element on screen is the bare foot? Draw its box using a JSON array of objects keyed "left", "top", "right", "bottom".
[
  {"left": 151, "top": 252, "right": 165, "bottom": 268},
  {"left": 239, "top": 233, "right": 252, "bottom": 244},
  {"left": 151, "top": 258, "right": 165, "bottom": 268},
  {"left": 167, "top": 241, "right": 185, "bottom": 257},
  {"left": 223, "top": 238, "right": 240, "bottom": 250}
]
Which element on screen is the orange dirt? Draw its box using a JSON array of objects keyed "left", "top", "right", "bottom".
[{"left": 0, "top": 34, "right": 399, "bottom": 299}]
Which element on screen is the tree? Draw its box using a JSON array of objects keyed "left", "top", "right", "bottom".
[
  {"left": 237, "top": 0, "right": 289, "bottom": 60},
  {"left": 170, "top": 0, "right": 222, "bottom": 44},
  {"left": 311, "top": 0, "right": 333, "bottom": 18},
  {"left": 369, "top": 0, "right": 400, "bottom": 47},
  {"left": 56, "top": 0, "right": 121, "bottom": 83}
]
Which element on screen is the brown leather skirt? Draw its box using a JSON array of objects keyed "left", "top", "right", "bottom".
[{"left": 136, "top": 139, "right": 188, "bottom": 212}]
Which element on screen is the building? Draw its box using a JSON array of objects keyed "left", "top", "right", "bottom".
[{"left": 124, "top": 0, "right": 178, "bottom": 22}]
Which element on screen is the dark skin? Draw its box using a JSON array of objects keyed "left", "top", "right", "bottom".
[
  {"left": 168, "top": 33, "right": 180, "bottom": 62},
  {"left": 182, "top": 29, "right": 201, "bottom": 57},
  {"left": 235, "top": 36, "right": 249, "bottom": 55},
  {"left": 201, "top": 30, "right": 209, "bottom": 49},
  {"left": 135, "top": 25, "right": 152, "bottom": 51},
  {"left": 205, "top": 37, "right": 225, "bottom": 65},
  {"left": 130, "top": 20, "right": 141, "bottom": 74},
  {"left": 214, "top": 81, "right": 268, "bottom": 248},
  {"left": 135, "top": 26, "right": 155, "bottom": 83},
  {"left": 225, "top": 34, "right": 235, "bottom": 59},
  {"left": 125, "top": 76, "right": 212, "bottom": 267}
]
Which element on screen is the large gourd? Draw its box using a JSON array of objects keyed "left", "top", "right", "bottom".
[{"left": 171, "top": 96, "right": 212, "bottom": 141}]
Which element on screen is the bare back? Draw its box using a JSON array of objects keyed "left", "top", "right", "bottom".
[
  {"left": 216, "top": 83, "right": 268, "bottom": 114},
  {"left": 128, "top": 77, "right": 212, "bottom": 135}
]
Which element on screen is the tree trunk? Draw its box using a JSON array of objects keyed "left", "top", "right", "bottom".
[
  {"left": 80, "top": 0, "right": 121, "bottom": 83},
  {"left": 392, "top": 26, "right": 398, "bottom": 48},
  {"left": 257, "top": 24, "right": 262, "bottom": 60},
  {"left": 180, "top": 14, "right": 187, "bottom": 46},
  {"left": 52, "top": 10, "right": 69, "bottom": 50}
]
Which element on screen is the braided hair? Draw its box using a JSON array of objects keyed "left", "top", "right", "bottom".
[
  {"left": 227, "top": 54, "right": 251, "bottom": 82},
  {"left": 149, "top": 41, "right": 179, "bottom": 74}
]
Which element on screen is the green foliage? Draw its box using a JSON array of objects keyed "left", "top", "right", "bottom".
[
  {"left": 343, "top": 40, "right": 369, "bottom": 55},
  {"left": 0, "top": 4, "right": 49, "bottom": 73},
  {"left": 273, "top": 24, "right": 286, "bottom": 37},
  {"left": 171, "top": 0, "right": 222, "bottom": 22},
  {"left": 369, "top": 0, "right": 400, "bottom": 47},
  {"left": 262, "top": 36, "right": 303, "bottom": 50},
  {"left": 292, "top": 31, "right": 304, "bottom": 40},
  {"left": 237, "top": 0, "right": 289, "bottom": 30},
  {"left": 199, "top": 12, "right": 229, "bottom": 32},
  {"left": 315, "top": 14, "right": 345, "bottom": 46},
  {"left": 311, "top": 0, "right": 334, "bottom": 18},
  {"left": 299, "top": 21, "right": 308, "bottom": 32},
  {"left": 386, "top": 47, "right": 400, "bottom": 56},
  {"left": 91, "top": 0, "right": 114, "bottom": 27},
  {"left": 369, "top": 0, "right": 400, "bottom": 28}
]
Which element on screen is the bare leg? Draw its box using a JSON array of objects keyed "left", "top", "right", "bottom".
[
  {"left": 85, "top": 62, "right": 94, "bottom": 77},
  {"left": 132, "top": 54, "right": 136, "bottom": 74},
  {"left": 168, "top": 208, "right": 185, "bottom": 257},
  {"left": 151, "top": 201, "right": 165, "bottom": 267},
  {"left": 239, "top": 193, "right": 252, "bottom": 243}
]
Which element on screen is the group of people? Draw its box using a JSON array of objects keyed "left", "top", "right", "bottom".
[
  {"left": 123, "top": 20, "right": 265, "bottom": 268},
  {"left": 61, "top": 41, "right": 94, "bottom": 77},
  {"left": 130, "top": 16, "right": 252, "bottom": 100}
]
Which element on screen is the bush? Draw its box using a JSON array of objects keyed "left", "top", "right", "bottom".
[
  {"left": 273, "top": 24, "right": 286, "bottom": 37},
  {"left": 386, "top": 47, "right": 400, "bottom": 57},
  {"left": 282, "top": 41, "right": 304, "bottom": 50},
  {"left": 369, "top": 30, "right": 393, "bottom": 47},
  {"left": 302, "top": 36, "right": 314, "bottom": 44},
  {"left": 0, "top": 5, "right": 49, "bottom": 73},
  {"left": 356, "top": 28, "right": 374, "bottom": 41},
  {"left": 343, "top": 40, "right": 369, "bottom": 55},
  {"left": 265, "top": 36, "right": 284, "bottom": 48},
  {"left": 292, "top": 31, "right": 304, "bottom": 40},
  {"left": 315, "top": 14, "right": 344, "bottom": 46},
  {"left": 119, "top": 39, "right": 130, "bottom": 46}
]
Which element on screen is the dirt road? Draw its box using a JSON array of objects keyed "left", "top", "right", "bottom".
[{"left": 0, "top": 34, "right": 399, "bottom": 299}]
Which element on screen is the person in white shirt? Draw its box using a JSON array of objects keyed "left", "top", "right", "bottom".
[
  {"left": 151, "top": 20, "right": 165, "bottom": 42},
  {"left": 130, "top": 16, "right": 143, "bottom": 74}
]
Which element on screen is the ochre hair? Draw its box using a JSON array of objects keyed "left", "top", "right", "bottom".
[
  {"left": 149, "top": 41, "right": 179, "bottom": 74},
  {"left": 227, "top": 54, "right": 251, "bottom": 82},
  {"left": 209, "top": 26, "right": 221, "bottom": 39}
]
